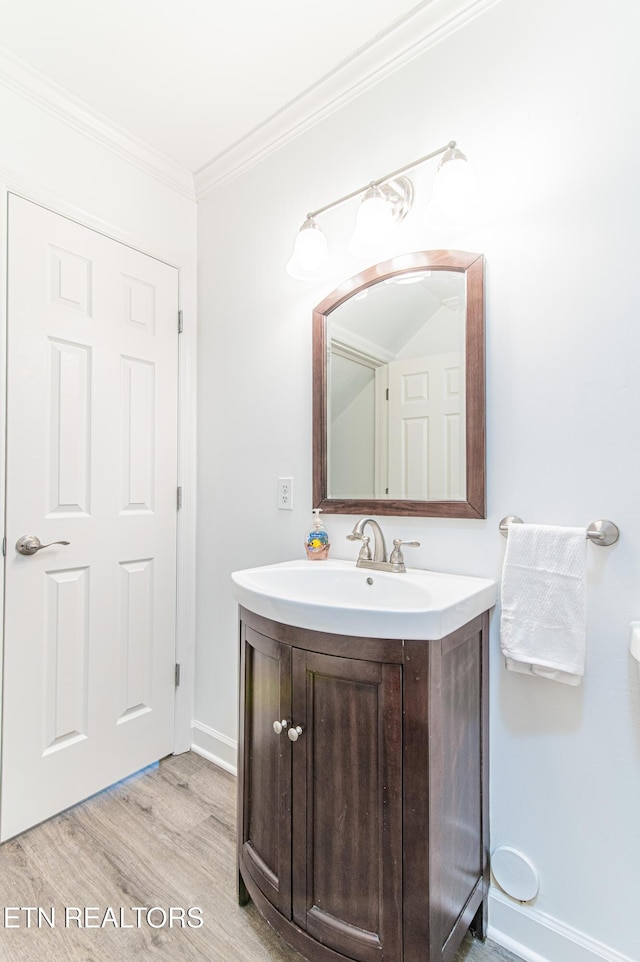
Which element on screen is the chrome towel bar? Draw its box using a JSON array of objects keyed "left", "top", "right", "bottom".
[{"left": 499, "top": 516, "right": 619, "bottom": 546}]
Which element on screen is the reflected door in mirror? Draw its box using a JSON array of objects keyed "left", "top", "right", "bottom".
[
  {"left": 326, "top": 266, "right": 466, "bottom": 502},
  {"left": 387, "top": 351, "right": 465, "bottom": 500}
]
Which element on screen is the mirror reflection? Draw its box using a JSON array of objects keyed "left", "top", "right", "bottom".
[
  {"left": 327, "top": 270, "right": 466, "bottom": 502},
  {"left": 312, "top": 250, "right": 485, "bottom": 518}
]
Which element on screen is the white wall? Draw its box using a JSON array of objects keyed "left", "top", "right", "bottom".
[
  {"left": 398, "top": 303, "right": 463, "bottom": 358},
  {"left": 196, "top": 1, "right": 640, "bottom": 960},
  {"left": 330, "top": 361, "right": 376, "bottom": 498},
  {"left": 0, "top": 82, "right": 195, "bottom": 258}
]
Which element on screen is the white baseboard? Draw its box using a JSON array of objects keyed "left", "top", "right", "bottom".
[
  {"left": 488, "top": 890, "right": 636, "bottom": 962},
  {"left": 191, "top": 721, "right": 237, "bottom": 776}
]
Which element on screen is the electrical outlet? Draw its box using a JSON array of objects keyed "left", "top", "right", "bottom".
[{"left": 278, "top": 477, "right": 294, "bottom": 510}]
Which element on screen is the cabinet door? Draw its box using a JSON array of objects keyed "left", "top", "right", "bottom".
[
  {"left": 238, "top": 625, "right": 292, "bottom": 917},
  {"left": 291, "top": 649, "right": 402, "bottom": 962}
]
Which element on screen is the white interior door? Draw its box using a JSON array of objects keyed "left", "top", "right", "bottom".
[
  {"left": 1, "top": 195, "right": 179, "bottom": 841},
  {"left": 387, "top": 352, "right": 465, "bottom": 500}
]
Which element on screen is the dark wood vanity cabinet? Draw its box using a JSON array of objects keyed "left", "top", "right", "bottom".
[{"left": 237, "top": 606, "right": 490, "bottom": 962}]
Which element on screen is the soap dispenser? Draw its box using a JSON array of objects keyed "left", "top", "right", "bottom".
[{"left": 305, "top": 508, "right": 330, "bottom": 561}]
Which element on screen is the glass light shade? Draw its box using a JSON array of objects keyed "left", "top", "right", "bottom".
[
  {"left": 286, "top": 217, "right": 329, "bottom": 277},
  {"left": 348, "top": 186, "right": 396, "bottom": 257},
  {"left": 432, "top": 147, "right": 475, "bottom": 217}
]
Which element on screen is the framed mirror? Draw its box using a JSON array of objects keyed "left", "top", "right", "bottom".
[{"left": 312, "top": 250, "right": 485, "bottom": 518}]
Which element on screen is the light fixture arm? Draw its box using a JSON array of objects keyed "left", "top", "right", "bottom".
[
  {"left": 307, "top": 141, "right": 456, "bottom": 219},
  {"left": 287, "top": 139, "right": 469, "bottom": 278}
]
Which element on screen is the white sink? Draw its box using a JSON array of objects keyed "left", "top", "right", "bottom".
[{"left": 231, "top": 559, "right": 497, "bottom": 640}]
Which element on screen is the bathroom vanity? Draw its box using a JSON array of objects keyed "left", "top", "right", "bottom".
[
  {"left": 236, "top": 600, "right": 491, "bottom": 962},
  {"left": 234, "top": 246, "right": 491, "bottom": 960}
]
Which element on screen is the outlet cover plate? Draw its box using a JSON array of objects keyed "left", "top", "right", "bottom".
[{"left": 278, "top": 477, "right": 294, "bottom": 510}]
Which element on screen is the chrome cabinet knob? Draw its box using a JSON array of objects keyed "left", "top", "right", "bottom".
[
  {"left": 16, "top": 535, "right": 70, "bottom": 556},
  {"left": 272, "top": 719, "right": 288, "bottom": 735},
  {"left": 287, "top": 726, "right": 303, "bottom": 742}
]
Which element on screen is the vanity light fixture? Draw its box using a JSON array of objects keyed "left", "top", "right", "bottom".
[
  {"left": 431, "top": 144, "right": 475, "bottom": 217},
  {"left": 287, "top": 214, "right": 329, "bottom": 275},
  {"left": 348, "top": 178, "right": 412, "bottom": 258},
  {"left": 287, "top": 140, "right": 473, "bottom": 278}
]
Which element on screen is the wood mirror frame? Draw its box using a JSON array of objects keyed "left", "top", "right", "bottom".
[{"left": 312, "top": 250, "right": 485, "bottom": 518}]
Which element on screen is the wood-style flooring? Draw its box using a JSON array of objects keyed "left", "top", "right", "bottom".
[{"left": 0, "top": 752, "right": 524, "bottom": 962}]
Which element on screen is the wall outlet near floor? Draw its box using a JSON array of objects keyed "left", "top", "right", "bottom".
[{"left": 278, "top": 477, "right": 294, "bottom": 510}]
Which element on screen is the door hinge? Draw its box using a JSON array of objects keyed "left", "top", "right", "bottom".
[
  {"left": 1, "top": 536, "right": 5, "bottom": 557},
  {"left": 385, "top": 388, "right": 389, "bottom": 401},
  {"left": 177, "top": 485, "right": 183, "bottom": 509},
  {"left": 178, "top": 310, "right": 184, "bottom": 333},
  {"left": 175, "top": 663, "right": 181, "bottom": 688}
]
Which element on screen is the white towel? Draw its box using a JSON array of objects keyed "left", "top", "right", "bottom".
[{"left": 500, "top": 523, "right": 587, "bottom": 686}]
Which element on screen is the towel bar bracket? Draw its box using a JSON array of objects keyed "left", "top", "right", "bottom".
[
  {"left": 586, "top": 520, "right": 619, "bottom": 546},
  {"left": 499, "top": 516, "right": 619, "bottom": 546},
  {"left": 499, "top": 515, "right": 523, "bottom": 534}
]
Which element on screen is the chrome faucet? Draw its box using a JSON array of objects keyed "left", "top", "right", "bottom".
[
  {"left": 347, "top": 517, "right": 387, "bottom": 564},
  {"left": 347, "top": 518, "right": 420, "bottom": 573}
]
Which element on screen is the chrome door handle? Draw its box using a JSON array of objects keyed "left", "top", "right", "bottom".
[
  {"left": 272, "top": 719, "right": 288, "bottom": 735},
  {"left": 287, "top": 726, "right": 303, "bottom": 742},
  {"left": 16, "top": 535, "right": 70, "bottom": 556}
]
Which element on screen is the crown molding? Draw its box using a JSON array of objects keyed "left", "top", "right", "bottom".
[
  {"left": 194, "top": 0, "right": 502, "bottom": 200},
  {"left": 0, "top": 0, "right": 501, "bottom": 205},
  {"left": 0, "top": 47, "right": 196, "bottom": 202}
]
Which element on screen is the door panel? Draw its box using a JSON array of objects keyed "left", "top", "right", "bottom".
[
  {"left": 1, "top": 195, "right": 179, "bottom": 840},
  {"left": 239, "top": 625, "right": 292, "bottom": 918},
  {"left": 291, "top": 649, "right": 403, "bottom": 962},
  {"left": 388, "top": 351, "right": 465, "bottom": 500}
]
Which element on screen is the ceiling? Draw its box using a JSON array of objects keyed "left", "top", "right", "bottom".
[{"left": 0, "top": 0, "right": 481, "bottom": 185}]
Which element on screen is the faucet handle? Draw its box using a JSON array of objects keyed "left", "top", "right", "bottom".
[
  {"left": 389, "top": 539, "right": 421, "bottom": 572},
  {"left": 357, "top": 535, "right": 372, "bottom": 561},
  {"left": 346, "top": 530, "right": 373, "bottom": 561}
]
